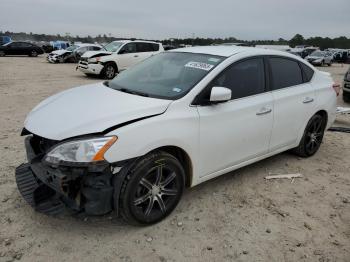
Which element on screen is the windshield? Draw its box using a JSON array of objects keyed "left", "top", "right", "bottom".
[
  {"left": 310, "top": 51, "right": 324, "bottom": 57},
  {"left": 103, "top": 41, "right": 124, "bottom": 52},
  {"left": 109, "top": 52, "right": 225, "bottom": 99},
  {"left": 66, "top": 45, "right": 78, "bottom": 51}
]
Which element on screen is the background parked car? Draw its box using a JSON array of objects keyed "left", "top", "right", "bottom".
[
  {"left": 333, "top": 50, "right": 349, "bottom": 64},
  {"left": 343, "top": 68, "right": 350, "bottom": 103},
  {"left": 47, "top": 43, "right": 102, "bottom": 63},
  {"left": 0, "top": 41, "right": 44, "bottom": 57},
  {"left": 0, "top": 35, "right": 12, "bottom": 45},
  {"left": 77, "top": 40, "right": 164, "bottom": 79},
  {"left": 305, "top": 50, "right": 333, "bottom": 66}
]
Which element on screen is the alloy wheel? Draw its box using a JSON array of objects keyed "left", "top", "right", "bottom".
[
  {"left": 132, "top": 164, "right": 180, "bottom": 219},
  {"left": 105, "top": 65, "right": 115, "bottom": 79},
  {"left": 304, "top": 116, "right": 324, "bottom": 155}
]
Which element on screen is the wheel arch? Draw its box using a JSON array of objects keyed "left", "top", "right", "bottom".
[
  {"left": 296, "top": 109, "right": 329, "bottom": 145},
  {"left": 103, "top": 60, "right": 118, "bottom": 71},
  {"left": 149, "top": 145, "right": 193, "bottom": 188},
  {"left": 315, "top": 109, "right": 328, "bottom": 124}
]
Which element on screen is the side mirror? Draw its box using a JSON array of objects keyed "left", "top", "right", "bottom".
[
  {"left": 210, "top": 87, "right": 231, "bottom": 103},
  {"left": 118, "top": 49, "right": 126, "bottom": 54}
]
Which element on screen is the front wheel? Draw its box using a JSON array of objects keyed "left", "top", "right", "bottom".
[
  {"left": 293, "top": 114, "right": 326, "bottom": 157},
  {"left": 120, "top": 151, "right": 185, "bottom": 225},
  {"left": 102, "top": 63, "right": 117, "bottom": 79},
  {"left": 0, "top": 51, "right": 5, "bottom": 57}
]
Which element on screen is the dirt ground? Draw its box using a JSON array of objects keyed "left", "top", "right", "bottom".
[{"left": 0, "top": 56, "right": 349, "bottom": 262}]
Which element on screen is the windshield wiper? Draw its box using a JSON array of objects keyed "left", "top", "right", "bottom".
[{"left": 118, "top": 88, "right": 149, "bottom": 97}]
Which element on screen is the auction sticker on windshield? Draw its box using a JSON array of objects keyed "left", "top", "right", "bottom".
[{"left": 185, "top": 62, "right": 214, "bottom": 71}]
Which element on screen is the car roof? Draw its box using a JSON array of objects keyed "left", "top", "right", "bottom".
[
  {"left": 76, "top": 43, "right": 101, "bottom": 47},
  {"left": 112, "top": 39, "right": 160, "bottom": 44},
  {"left": 170, "top": 45, "right": 301, "bottom": 58}
]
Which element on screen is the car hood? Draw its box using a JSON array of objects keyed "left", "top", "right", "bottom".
[
  {"left": 81, "top": 51, "right": 112, "bottom": 58},
  {"left": 24, "top": 82, "right": 172, "bottom": 140},
  {"left": 50, "top": 49, "right": 72, "bottom": 56}
]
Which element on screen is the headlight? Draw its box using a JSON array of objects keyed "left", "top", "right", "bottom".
[
  {"left": 314, "top": 58, "right": 322, "bottom": 62},
  {"left": 88, "top": 57, "right": 101, "bottom": 64},
  {"left": 45, "top": 136, "right": 117, "bottom": 164}
]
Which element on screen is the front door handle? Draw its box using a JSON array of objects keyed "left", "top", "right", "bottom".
[
  {"left": 134, "top": 55, "right": 139, "bottom": 57},
  {"left": 256, "top": 107, "right": 272, "bottom": 116},
  {"left": 303, "top": 97, "right": 314, "bottom": 104}
]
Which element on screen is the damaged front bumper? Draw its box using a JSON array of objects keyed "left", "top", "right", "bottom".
[{"left": 15, "top": 136, "right": 118, "bottom": 216}]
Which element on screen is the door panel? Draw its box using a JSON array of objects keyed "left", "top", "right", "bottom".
[
  {"left": 270, "top": 84, "right": 315, "bottom": 150},
  {"left": 117, "top": 43, "right": 139, "bottom": 70},
  {"left": 198, "top": 93, "right": 274, "bottom": 177},
  {"left": 268, "top": 57, "right": 316, "bottom": 151},
  {"left": 197, "top": 57, "right": 273, "bottom": 177}
]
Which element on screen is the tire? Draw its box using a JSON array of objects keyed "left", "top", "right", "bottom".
[
  {"left": 120, "top": 151, "right": 185, "bottom": 225},
  {"left": 0, "top": 51, "right": 5, "bottom": 57},
  {"left": 343, "top": 91, "right": 350, "bottom": 103},
  {"left": 293, "top": 114, "right": 326, "bottom": 157},
  {"left": 29, "top": 50, "right": 38, "bottom": 57},
  {"left": 321, "top": 60, "right": 325, "bottom": 66},
  {"left": 102, "top": 63, "right": 117, "bottom": 79}
]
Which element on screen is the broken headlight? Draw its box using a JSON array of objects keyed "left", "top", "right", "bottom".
[
  {"left": 88, "top": 57, "right": 101, "bottom": 64},
  {"left": 45, "top": 136, "right": 117, "bottom": 164}
]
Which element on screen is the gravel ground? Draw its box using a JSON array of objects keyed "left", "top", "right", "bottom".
[{"left": 0, "top": 56, "right": 349, "bottom": 262}]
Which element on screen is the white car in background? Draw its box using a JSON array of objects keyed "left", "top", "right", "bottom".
[
  {"left": 47, "top": 43, "right": 102, "bottom": 63},
  {"left": 77, "top": 40, "right": 164, "bottom": 79},
  {"left": 16, "top": 46, "right": 337, "bottom": 225}
]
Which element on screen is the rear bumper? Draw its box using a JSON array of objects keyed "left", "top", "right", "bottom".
[{"left": 15, "top": 136, "right": 114, "bottom": 216}]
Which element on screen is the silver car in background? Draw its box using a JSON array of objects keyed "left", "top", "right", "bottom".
[{"left": 305, "top": 51, "right": 333, "bottom": 66}]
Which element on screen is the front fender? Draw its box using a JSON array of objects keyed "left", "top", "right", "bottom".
[{"left": 103, "top": 104, "right": 200, "bottom": 179}]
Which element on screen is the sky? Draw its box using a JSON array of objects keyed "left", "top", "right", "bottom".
[{"left": 1, "top": 0, "right": 349, "bottom": 40}]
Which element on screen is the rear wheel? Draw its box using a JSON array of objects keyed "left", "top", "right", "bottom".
[
  {"left": 120, "top": 151, "right": 185, "bottom": 225},
  {"left": 343, "top": 91, "right": 350, "bottom": 103},
  {"left": 293, "top": 114, "right": 326, "bottom": 157},
  {"left": 0, "top": 51, "right": 5, "bottom": 57},
  {"left": 29, "top": 50, "right": 38, "bottom": 57}
]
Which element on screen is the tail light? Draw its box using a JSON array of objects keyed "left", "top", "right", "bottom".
[{"left": 332, "top": 83, "right": 340, "bottom": 96}]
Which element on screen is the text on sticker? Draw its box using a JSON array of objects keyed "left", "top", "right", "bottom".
[{"left": 185, "top": 62, "right": 214, "bottom": 71}]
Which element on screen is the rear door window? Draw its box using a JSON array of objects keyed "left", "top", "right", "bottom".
[
  {"left": 269, "top": 57, "right": 303, "bottom": 90},
  {"left": 151, "top": 43, "right": 160, "bottom": 51},
  {"left": 136, "top": 42, "right": 154, "bottom": 52}
]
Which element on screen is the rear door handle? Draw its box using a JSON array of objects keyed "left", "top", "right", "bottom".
[
  {"left": 256, "top": 107, "right": 272, "bottom": 116},
  {"left": 303, "top": 97, "right": 314, "bottom": 104},
  {"left": 134, "top": 55, "right": 139, "bottom": 57}
]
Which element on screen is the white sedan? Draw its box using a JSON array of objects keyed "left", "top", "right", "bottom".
[{"left": 16, "top": 46, "right": 337, "bottom": 225}]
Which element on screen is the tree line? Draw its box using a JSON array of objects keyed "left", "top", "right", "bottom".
[{"left": 1, "top": 31, "right": 350, "bottom": 49}]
